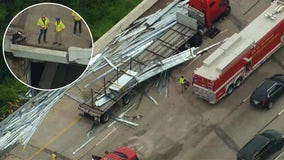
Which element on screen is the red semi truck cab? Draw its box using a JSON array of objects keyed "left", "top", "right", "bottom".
[
  {"left": 192, "top": 1, "right": 284, "bottom": 104},
  {"left": 99, "top": 146, "right": 138, "bottom": 160},
  {"left": 189, "top": 0, "right": 230, "bottom": 27}
]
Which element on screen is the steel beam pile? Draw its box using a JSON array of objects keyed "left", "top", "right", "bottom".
[
  {"left": 0, "top": 90, "right": 65, "bottom": 151},
  {"left": 84, "top": 0, "right": 190, "bottom": 87}
]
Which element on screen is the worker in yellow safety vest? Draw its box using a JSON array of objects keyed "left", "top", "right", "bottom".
[
  {"left": 37, "top": 15, "right": 49, "bottom": 44},
  {"left": 72, "top": 11, "right": 82, "bottom": 34},
  {"left": 179, "top": 76, "right": 185, "bottom": 93},
  {"left": 52, "top": 17, "right": 65, "bottom": 46},
  {"left": 51, "top": 152, "right": 57, "bottom": 160}
]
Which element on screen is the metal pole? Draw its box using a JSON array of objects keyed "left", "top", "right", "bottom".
[{"left": 91, "top": 89, "right": 94, "bottom": 107}]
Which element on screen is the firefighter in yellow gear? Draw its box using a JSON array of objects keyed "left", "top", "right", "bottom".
[
  {"left": 37, "top": 15, "right": 49, "bottom": 44},
  {"left": 179, "top": 76, "right": 185, "bottom": 93},
  {"left": 52, "top": 17, "right": 65, "bottom": 46},
  {"left": 72, "top": 11, "right": 82, "bottom": 34}
]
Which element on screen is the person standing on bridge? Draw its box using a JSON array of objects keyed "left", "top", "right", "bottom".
[
  {"left": 72, "top": 11, "right": 82, "bottom": 34},
  {"left": 52, "top": 17, "right": 65, "bottom": 46},
  {"left": 37, "top": 15, "right": 49, "bottom": 44}
]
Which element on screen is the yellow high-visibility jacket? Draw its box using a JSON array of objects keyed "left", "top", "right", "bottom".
[
  {"left": 55, "top": 20, "right": 65, "bottom": 32},
  {"left": 37, "top": 17, "right": 49, "bottom": 30},
  {"left": 72, "top": 11, "right": 81, "bottom": 21},
  {"left": 179, "top": 77, "right": 185, "bottom": 84}
]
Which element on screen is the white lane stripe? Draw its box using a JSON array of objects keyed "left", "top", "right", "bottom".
[
  {"left": 138, "top": 145, "right": 144, "bottom": 151},
  {"left": 96, "top": 127, "right": 118, "bottom": 146},
  {"left": 278, "top": 108, "right": 284, "bottom": 116},
  {"left": 274, "top": 150, "right": 284, "bottom": 160},
  {"left": 243, "top": 94, "right": 251, "bottom": 102}
]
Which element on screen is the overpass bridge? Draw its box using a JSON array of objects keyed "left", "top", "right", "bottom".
[{"left": 3, "top": 3, "right": 93, "bottom": 90}]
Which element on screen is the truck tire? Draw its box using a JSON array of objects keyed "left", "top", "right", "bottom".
[
  {"left": 234, "top": 77, "right": 243, "bottom": 88},
  {"left": 226, "top": 84, "right": 234, "bottom": 95},
  {"left": 281, "top": 35, "right": 284, "bottom": 44},
  {"left": 100, "top": 111, "right": 110, "bottom": 124},
  {"left": 122, "top": 94, "right": 131, "bottom": 105},
  {"left": 224, "top": 6, "right": 231, "bottom": 17},
  {"left": 189, "top": 33, "right": 203, "bottom": 47}
]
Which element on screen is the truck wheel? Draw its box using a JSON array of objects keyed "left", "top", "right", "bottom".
[
  {"left": 189, "top": 33, "right": 203, "bottom": 47},
  {"left": 224, "top": 6, "right": 231, "bottom": 17},
  {"left": 226, "top": 84, "right": 234, "bottom": 95},
  {"left": 281, "top": 35, "right": 284, "bottom": 44},
  {"left": 234, "top": 77, "right": 243, "bottom": 88},
  {"left": 100, "top": 111, "right": 110, "bottom": 124},
  {"left": 122, "top": 94, "right": 131, "bottom": 105}
]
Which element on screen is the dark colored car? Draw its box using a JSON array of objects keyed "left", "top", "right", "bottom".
[
  {"left": 237, "top": 130, "right": 284, "bottom": 160},
  {"left": 250, "top": 74, "right": 284, "bottom": 109}
]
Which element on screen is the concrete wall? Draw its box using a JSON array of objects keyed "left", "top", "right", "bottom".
[{"left": 93, "top": 0, "right": 158, "bottom": 55}]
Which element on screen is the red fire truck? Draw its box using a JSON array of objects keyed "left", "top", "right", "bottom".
[{"left": 192, "top": 1, "right": 284, "bottom": 104}]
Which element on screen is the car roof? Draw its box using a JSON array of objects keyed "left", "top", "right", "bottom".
[
  {"left": 254, "top": 80, "right": 276, "bottom": 94},
  {"left": 261, "top": 130, "right": 283, "bottom": 141},
  {"left": 238, "top": 135, "right": 270, "bottom": 159},
  {"left": 115, "top": 146, "right": 137, "bottom": 159}
]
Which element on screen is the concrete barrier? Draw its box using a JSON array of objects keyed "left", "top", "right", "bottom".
[
  {"left": 93, "top": 0, "right": 158, "bottom": 55},
  {"left": 68, "top": 47, "right": 92, "bottom": 65},
  {"left": 10, "top": 44, "right": 68, "bottom": 64}
]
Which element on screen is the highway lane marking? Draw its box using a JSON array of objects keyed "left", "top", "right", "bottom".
[
  {"left": 243, "top": 0, "right": 261, "bottom": 15},
  {"left": 138, "top": 145, "right": 144, "bottom": 151},
  {"left": 258, "top": 107, "right": 284, "bottom": 133},
  {"left": 220, "top": 29, "right": 228, "bottom": 34},
  {"left": 278, "top": 108, "right": 284, "bottom": 115},
  {"left": 275, "top": 150, "right": 284, "bottom": 160},
  {"left": 243, "top": 94, "right": 251, "bottom": 102},
  {"left": 28, "top": 116, "right": 81, "bottom": 160},
  {"left": 95, "top": 127, "right": 118, "bottom": 146},
  {"left": 73, "top": 135, "right": 97, "bottom": 155},
  {"left": 221, "top": 94, "right": 251, "bottom": 123}
]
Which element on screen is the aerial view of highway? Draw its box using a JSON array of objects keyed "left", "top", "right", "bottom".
[{"left": 0, "top": 0, "right": 284, "bottom": 160}]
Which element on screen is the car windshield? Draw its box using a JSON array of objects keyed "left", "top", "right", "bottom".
[
  {"left": 113, "top": 151, "right": 128, "bottom": 159},
  {"left": 254, "top": 80, "right": 276, "bottom": 97}
]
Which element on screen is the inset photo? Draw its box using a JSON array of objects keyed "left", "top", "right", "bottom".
[{"left": 2, "top": 3, "right": 93, "bottom": 90}]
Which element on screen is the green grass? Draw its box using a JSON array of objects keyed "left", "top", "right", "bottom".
[
  {"left": 0, "top": 73, "right": 28, "bottom": 119},
  {"left": 74, "top": 0, "right": 142, "bottom": 41}
]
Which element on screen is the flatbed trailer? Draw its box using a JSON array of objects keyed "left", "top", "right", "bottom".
[
  {"left": 78, "top": 0, "right": 231, "bottom": 123},
  {"left": 78, "top": 17, "right": 199, "bottom": 123}
]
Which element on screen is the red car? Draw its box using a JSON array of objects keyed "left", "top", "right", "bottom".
[{"left": 99, "top": 146, "right": 139, "bottom": 160}]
